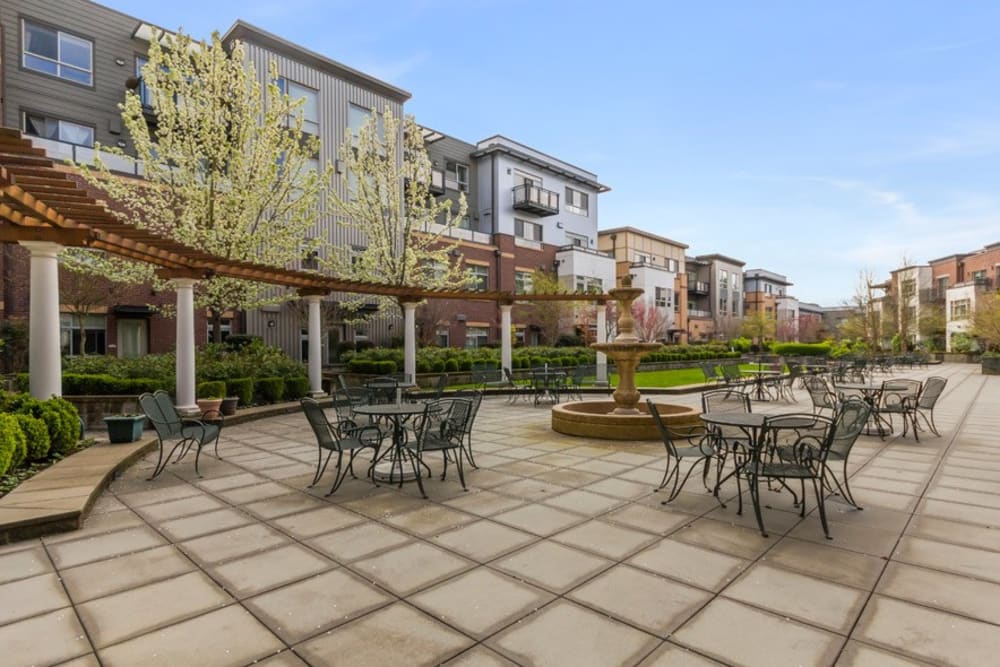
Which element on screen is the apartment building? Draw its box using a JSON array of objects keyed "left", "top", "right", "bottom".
[
  {"left": 596, "top": 227, "right": 688, "bottom": 343},
  {"left": 930, "top": 242, "right": 1000, "bottom": 351},
  {"left": 423, "top": 132, "right": 613, "bottom": 347},
  {"left": 744, "top": 269, "right": 801, "bottom": 342},
  {"left": 683, "top": 254, "right": 745, "bottom": 341},
  {"left": 797, "top": 302, "right": 825, "bottom": 342}
]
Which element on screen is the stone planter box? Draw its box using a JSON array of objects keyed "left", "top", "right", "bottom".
[
  {"left": 65, "top": 396, "right": 142, "bottom": 429},
  {"left": 102, "top": 415, "right": 146, "bottom": 443},
  {"left": 982, "top": 356, "right": 1000, "bottom": 375}
]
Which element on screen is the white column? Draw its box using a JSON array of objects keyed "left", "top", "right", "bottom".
[
  {"left": 596, "top": 304, "right": 608, "bottom": 385},
  {"left": 305, "top": 295, "right": 325, "bottom": 397},
  {"left": 21, "top": 242, "right": 63, "bottom": 399},
  {"left": 173, "top": 278, "right": 198, "bottom": 414},
  {"left": 500, "top": 304, "right": 513, "bottom": 373},
  {"left": 403, "top": 301, "right": 418, "bottom": 383}
]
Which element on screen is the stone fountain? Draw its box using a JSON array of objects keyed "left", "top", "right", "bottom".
[{"left": 551, "top": 277, "right": 701, "bottom": 441}]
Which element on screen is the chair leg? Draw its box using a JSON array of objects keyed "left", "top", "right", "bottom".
[
  {"left": 656, "top": 455, "right": 678, "bottom": 491},
  {"left": 409, "top": 450, "right": 428, "bottom": 499},
  {"left": 749, "top": 473, "right": 768, "bottom": 538},
  {"left": 147, "top": 439, "right": 184, "bottom": 480},
  {"left": 194, "top": 443, "right": 203, "bottom": 477},
  {"left": 310, "top": 449, "right": 334, "bottom": 487},
  {"left": 325, "top": 452, "right": 348, "bottom": 496},
  {"left": 463, "top": 433, "right": 478, "bottom": 468},
  {"left": 665, "top": 459, "right": 703, "bottom": 503},
  {"left": 812, "top": 477, "right": 832, "bottom": 539},
  {"left": 454, "top": 446, "right": 468, "bottom": 491}
]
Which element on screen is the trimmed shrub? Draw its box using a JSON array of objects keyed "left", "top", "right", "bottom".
[
  {"left": 8, "top": 415, "right": 31, "bottom": 468},
  {"left": 226, "top": 378, "right": 254, "bottom": 406},
  {"left": 443, "top": 358, "right": 460, "bottom": 373},
  {"left": 0, "top": 413, "right": 26, "bottom": 477},
  {"left": 62, "top": 374, "right": 166, "bottom": 395},
  {"left": 223, "top": 334, "right": 261, "bottom": 352},
  {"left": 285, "top": 376, "right": 310, "bottom": 400},
  {"left": 374, "top": 360, "right": 396, "bottom": 375},
  {"left": 16, "top": 414, "right": 50, "bottom": 461},
  {"left": 255, "top": 377, "right": 285, "bottom": 404},
  {"left": 771, "top": 342, "right": 831, "bottom": 357},
  {"left": 196, "top": 381, "right": 226, "bottom": 399},
  {"left": 39, "top": 397, "right": 79, "bottom": 455},
  {"left": 430, "top": 359, "right": 446, "bottom": 373}
]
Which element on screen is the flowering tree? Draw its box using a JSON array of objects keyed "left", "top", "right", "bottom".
[
  {"left": 527, "top": 269, "right": 573, "bottom": 344},
  {"left": 76, "top": 29, "right": 330, "bottom": 341},
  {"left": 327, "top": 107, "right": 471, "bottom": 319},
  {"left": 631, "top": 299, "right": 670, "bottom": 342},
  {"left": 59, "top": 254, "right": 151, "bottom": 354},
  {"left": 971, "top": 292, "right": 1000, "bottom": 352}
]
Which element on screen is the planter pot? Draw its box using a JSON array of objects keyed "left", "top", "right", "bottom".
[
  {"left": 221, "top": 396, "right": 239, "bottom": 416},
  {"left": 196, "top": 398, "right": 224, "bottom": 416},
  {"left": 982, "top": 357, "right": 1000, "bottom": 375},
  {"left": 103, "top": 415, "right": 146, "bottom": 444}
]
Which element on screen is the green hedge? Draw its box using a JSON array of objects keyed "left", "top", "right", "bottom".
[
  {"left": 770, "top": 342, "right": 832, "bottom": 357},
  {"left": 284, "top": 377, "right": 310, "bottom": 400},
  {"left": 225, "top": 378, "right": 254, "bottom": 406},
  {"left": 62, "top": 374, "right": 167, "bottom": 395},
  {"left": 0, "top": 413, "right": 26, "bottom": 477},
  {"left": 346, "top": 359, "right": 397, "bottom": 375},
  {"left": 255, "top": 377, "right": 285, "bottom": 404},
  {"left": 196, "top": 381, "right": 226, "bottom": 399},
  {"left": 0, "top": 393, "right": 78, "bottom": 458},
  {"left": 16, "top": 414, "right": 50, "bottom": 461}
]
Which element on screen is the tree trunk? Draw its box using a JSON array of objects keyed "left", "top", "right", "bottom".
[
  {"left": 211, "top": 309, "right": 223, "bottom": 344},
  {"left": 76, "top": 313, "right": 87, "bottom": 356}
]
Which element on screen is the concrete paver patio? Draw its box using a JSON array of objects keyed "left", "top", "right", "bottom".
[{"left": 0, "top": 363, "right": 997, "bottom": 666}]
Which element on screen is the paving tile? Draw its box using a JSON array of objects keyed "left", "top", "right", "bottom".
[
  {"left": 383, "top": 505, "right": 477, "bottom": 536},
  {"left": 158, "top": 507, "right": 253, "bottom": 541},
  {"left": 787, "top": 518, "right": 899, "bottom": 557},
  {"left": 341, "top": 490, "right": 428, "bottom": 518},
  {"left": 570, "top": 564, "right": 710, "bottom": 637},
  {"left": 134, "top": 493, "right": 226, "bottom": 523},
  {"left": 905, "top": 515, "right": 1000, "bottom": 551},
  {"left": 97, "top": 604, "right": 283, "bottom": 667},
  {"left": 855, "top": 595, "right": 1000, "bottom": 665},
  {"left": 639, "top": 642, "right": 724, "bottom": 666},
  {"left": 836, "top": 640, "right": 934, "bottom": 666},
  {"left": 115, "top": 482, "right": 202, "bottom": 508},
  {"left": 77, "top": 570, "right": 230, "bottom": 648},
  {"left": 294, "top": 602, "right": 471, "bottom": 666},
  {"left": 724, "top": 562, "right": 867, "bottom": 633},
  {"left": 271, "top": 505, "right": 365, "bottom": 539},
  {"left": 878, "top": 561, "right": 1000, "bottom": 625},
  {"left": 0, "top": 572, "right": 70, "bottom": 625},
  {"left": 493, "top": 540, "right": 612, "bottom": 593},
  {"left": 671, "top": 518, "right": 774, "bottom": 560},
  {"left": 543, "top": 489, "right": 626, "bottom": 515},
  {"left": 196, "top": 472, "right": 267, "bottom": 491},
  {"left": 432, "top": 519, "right": 537, "bottom": 561},
  {"left": 894, "top": 535, "right": 1000, "bottom": 583},
  {"left": 0, "top": 545, "right": 52, "bottom": 584},
  {"left": 673, "top": 598, "right": 842, "bottom": 667},
  {"left": 492, "top": 503, "right": 586, "bottom": 536},
  {"left": 532, "top": 467, "right": 605, "bottom": 487},
  {"left": 0, "top": 608, "right": 92, "bottom": 666},
  {"left": 604, "top": 503, "right": 693, "bottom": 535},
  {"left": 442, "top": 489, "right": 526, "bottom": 516},
  {"left": 491, "top": 477, "right": 570, "bottom": 502},
  {"left": 552, "top": 519, "right": 659, "bottom": 560},
  {"left": 920, "top": 498, "right": 1000, "bottom": 527},
  {"left": 308, "top": 522, "right": 411, "bottom": 562},
  {"left": 445, "top": 646, "right": 520, "bottom": 666},
  {"left": 214, "top": 481, "right": 291, "bottom": 505},
  {"left": 244, "top": 568, "right": 390, "bottom": 643},
  {"left": 179, "top": 524, "right": 288, "bottom": 565},
  {"left": 489, "top": 600, "right": 657, "bottom": 667},
  {"left": 60, "top": 545, "right": 195, "bottom": 603},
  {"left": 56, "top": 654, "right": 102, "bottom": 667},
  {"left": 242, "top": 493, "right": 326, "bottom": 519},
  {"left": 48, "top": 525, "right": 167, "bottom": 569},
  {"left": 210, "top": 543, "right": 333, "bottom": 598},
  {"left": 351, "top": 541, "right": 473, "bottom": 595},
  {"left": 761, "top": 538, "right": 884, "bottom": 590},
  {"left": 628, "top": 538, "right": 747, "bottom": 591},
  {"left": 412, "top": 567, "right": 552, "bottom": 638},
  {"left": 584, "top": 477, "right": 652, "bottom": 499},
  {"left": 250, "top": 652, "right": 311, "bottom": 667}
]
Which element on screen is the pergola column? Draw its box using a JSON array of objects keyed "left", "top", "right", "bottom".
[
  {"left": 21, "top": 241, "right": 63, "bottom": 399},
  {"left": 301, "top": 291, "right": 326, "bottom": 397},
  {"left": 499, "top": 302, "right": 513, "bottom": 373},
  {"left": 172, "top": 277, "right": 199, "bottom": 414},
  {"left": 596, "top": 303, "right": 608, "bottom": 385},
  {"left": 402, "top": 299, "right": 419, "bottom": 383}
]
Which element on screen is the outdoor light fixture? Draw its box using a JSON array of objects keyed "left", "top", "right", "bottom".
[
  {"left": 115, "top": 57, "right": 126, "bottom": 66},
  {"left": 267, "top": 320, "right": 276, "bottom": 328},
  {"left": 116, "top": 140, "right": 127, "bottom": 148}
]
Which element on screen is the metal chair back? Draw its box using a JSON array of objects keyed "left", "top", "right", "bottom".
[
  {"left": 300, "top": 397, "right": 340, "bottom": 452},
  {"left": 827, "top": 398, "right": 871, "bottom": 461},
  {"left": 918, "top": 376, "right": 947, "bottom": 409},
  {"left": 647, "top": 399, "right": 682, "bottom": 458}
]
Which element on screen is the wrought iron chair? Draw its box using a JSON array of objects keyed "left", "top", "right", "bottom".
[
  {"left": 405, "top": 398, "right": 472, "bottom": 498},
  {"left": 647, "top": 399, "right": 716, "bottom": 502},
  {"left": 701, "top": 388, "right": 752, "bottom": 492},
  {"left": 913, "top": 376, "right": 947, "bottom": 438},
  {"left": 819, "top": 398, "right": 872, "bottom": 509},
  {"left": 366, "top": 376, "right": 399, "bottom": 404},
  {"left": 803, "top": 375, "right": 839, "bottom": 416},
  {"left": 451, "top": 389, "right": 484, "bottom": 469},
  {"left": 300, "top": 398, "right": 382, "bottom": 496},
  {"left": 880, "top": 378, "right": 923, "bottom": 437},
  {"left": 700, "top": 362, "right": 724, "bottom": 385},
  {"left": 720, "top": 364, "right": 750, "bottom": 392},
  {"left": 139, "top": 390, "right": 223, "bottom": 480}
]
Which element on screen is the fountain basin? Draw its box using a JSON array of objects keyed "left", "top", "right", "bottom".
[{"left": 551, "top": 400, "right": 701, "bottom": 441}]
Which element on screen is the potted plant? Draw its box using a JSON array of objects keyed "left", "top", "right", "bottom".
[
  {"left": 196, "top": 381, "right": 226, "bottom": 416},
  {"left": 220, "top": 395, "right": 239, "bottom": 416},
  {"left": 982, "top": 351, "right": 1000, "bottom": 375},
  {"left": 102, "top": 414, "right": 146, "bottom": 444}
]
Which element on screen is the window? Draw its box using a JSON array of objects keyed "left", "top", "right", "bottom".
[
  {"left": 456, "top": 214, "right": 474, "bottom": 231},
  {"left": 732, "top": 275, "right": 740, "bottom": 291},
  {"left": 207, "top": 318, "right": 232, "bottom": 342},
  {"left": 719, "top": 296, "right": 728, "bottom": 314},
  {"left": 135, "top": 57, "right": 153, "bottom": 107},
  {"left": 469, "top": 265, "right": 489, "bottom": 291},
  {"left": 665, "top": 258, "right": 678, "bottom": 272},
  {"left": 575, "top": 276, "right": 603, "bottom": 294},
  {"left": 515, "top": 270, "right": 533, "bottom": 294},
  {"left": 445, "top": 161, "right": 469, "bottom": 193},
  {"left": 972, "top": 269, "right": 988, "bottom": 284},
  {"left": 901, "top": 278, "right": 916, "bottom": 298},
  {"left": 60, "top": 314, "right": 106, "bottom": 355},
  {"left": 348, "top": 103, "right": 383, "bottom": 144},
  {"left": 936, "top": 276, "right": 949, "bottom": 298},
  {"left": 565, "top": 232, "right": 588, "bottom": 248},
  {"left": 655, "top": 287, "right": 670, "bottom": 308},
  {"left": 23, "top": 112, "right": 94, "bottom": 147},
  {"left": 951, "top": 299, "right": 970, "bottom": 319},
  {"left": 634, "top": 252, "right": 651, "bottom": 265},
  {"left": 465, "top": 326, "right": 489, "bottom": 349},
  {"left": 764, "top": 283, "right": 773, "bottom": 294},
  {"left": 436, "top": 328, "right": 450, "bottom": 347},
  {"left": 719, "top": 269, "right": 729, "bottom": 288},
  {"left": 565, "top": 187, "right": 589, "bottom": 215},
  {"left": 22, "top": 21, "right": 93, "bottom": 85},
  {"left": 277, "top": 78, "right": 319, "bottom": 136},
  {"left": 515, "top": 218, "right": 542, "bottom": 243}
]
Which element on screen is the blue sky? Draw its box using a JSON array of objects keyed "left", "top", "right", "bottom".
[{"left": 104, "top": 0, "right": 1000, "bottom": 306}]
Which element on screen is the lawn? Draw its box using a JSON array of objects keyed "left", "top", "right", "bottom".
[{"left": 610, "top": 367, "right": 706, "bottom": 388}]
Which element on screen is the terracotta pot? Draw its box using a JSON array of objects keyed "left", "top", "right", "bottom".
[{"left": 196, "top": 398, "right": 224, "bottom": 416}]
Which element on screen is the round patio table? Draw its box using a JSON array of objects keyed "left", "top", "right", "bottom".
[
  {"left": 835, "top": 383, "right": 890, "bottom": 438},
  {"left": 741, "top": 369, "right": 782, "bottom": 401},
  {"left": 354, "top": 402, "right": 435, "bottom": 483}
]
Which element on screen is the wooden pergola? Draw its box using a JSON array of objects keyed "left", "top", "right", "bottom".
[{"left": 0, "top": 127, "right": 612, "bottom": 404}]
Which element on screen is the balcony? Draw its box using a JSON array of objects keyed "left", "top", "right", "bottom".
[
  {"left": 429, "top": 168, "right": 445, "bottom": 195},
  {"left": 688, "top": 281, "right": 710, "bottom": 294},
  {"left": 512, "top": 184, "right": 559, "bottom": 216},
  {"left": 974, "top": 277, "right": 994, "bottom": 291},
  {"left": 26, "top": 136, "right": 143, "bottom": 177},
  {"left": 688, "top": 309, "right": 712, "bottom": 318}
]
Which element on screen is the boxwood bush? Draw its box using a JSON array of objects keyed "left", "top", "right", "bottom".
[
  {"left": 255, "top": 377, "right": 285, "bottom": 404},
  {"left": 15, "top": 414, "right": 50, "bottom": 461},
  {"left": 0, "top": 413, "right": 26, "bottom": 478},
  {"left": 771, "top": 342, "right": 832, "bottom": 357},
  {"left": 0, "top": 394, "right": 79, "bottom": 456},
  {"left": 196, "top": 381, "right": 226, "bottom": 399},
  {"left": 225, "top": 378, "right": 254, "bottom": 406},
  {"left": 284, "top": 377, "right": 310, "bottom": 400}
]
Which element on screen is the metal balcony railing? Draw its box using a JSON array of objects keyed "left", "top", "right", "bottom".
[{"left": 512, "top": 184, "right": 559, "bottom": 216}]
